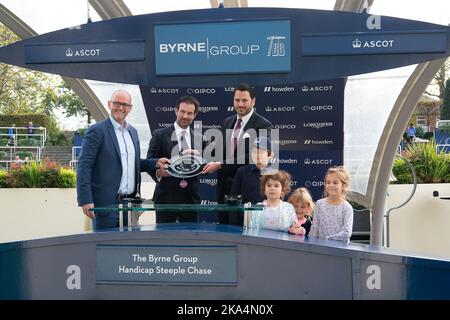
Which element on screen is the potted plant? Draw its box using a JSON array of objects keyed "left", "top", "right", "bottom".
[
  {"left": 0, "top": 160, "right": 84, "bottom": 243},
  {"left": 388, "top": 140, "right": 450, "bottom": 256}
]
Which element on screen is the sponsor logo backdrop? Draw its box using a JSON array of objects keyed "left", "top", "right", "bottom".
[{"left": 141, "top": 79, "right": 344, "bottom": 221}]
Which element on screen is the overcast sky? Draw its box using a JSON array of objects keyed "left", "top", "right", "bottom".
[{"left": 0, "top": 0, "right": 448, "bottom": 35}]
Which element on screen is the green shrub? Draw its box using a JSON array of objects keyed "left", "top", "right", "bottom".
[
  {"left": 15, "top": 151, "right": 33, "bottom": 160},
  {"left": 0, "top": 160, "right": 76, "bottom": 188},
  {"left": 48, "top": 132, "right": 69, "bottom": 146},
  {"left": 57, "top": 168, "right": 76, "bottom": 188},
  {"left": 423, "top": 132, "right": 434, "bottom": 140},
  {"left": 0, "top": 170, "right": 7, "bottom": 187},
  {"left": 16, "top": 138, "right": 40, "bottom": 146},
  {"left": 0, "top": 114, "right": 51, "bottom": 132},
  {"left": 392, "top": 158, "right": 414, "bottom": 184},
  {"left": 0, "top": 151, "right": 7, "bottom": 160},
  {"left": 39, "top": 161, "right": 59, "bottom": 188},
  {"left": 0, "top": 138, "right": 9, "bottom": 146},
  {"left": 415, "top": 126, "right": 425, "bottom": 138},
  {"left": 16, "top": 161, "right": 41, "bottom": 187},
  {"left": 401, "top": 140, "right": 450, "bottom": 183}
]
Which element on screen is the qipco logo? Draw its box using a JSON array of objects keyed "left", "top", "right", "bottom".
[{"left": 187, "top": 88, "right": 216, "bottom": 94}]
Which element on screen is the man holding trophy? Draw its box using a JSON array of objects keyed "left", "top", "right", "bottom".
[{"left": 146, "top": 95, "right": 206, "bottom": 223}]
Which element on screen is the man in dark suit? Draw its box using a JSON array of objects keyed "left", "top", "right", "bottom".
[
  {"left": 76, "top": 90, "right": 157, "bottom": 230},
  {"left": 202, "top": 84, "right": 272, "bottom": 225},
  {"left": 146, "top": 95, "right": 205, "bottom": 223}
]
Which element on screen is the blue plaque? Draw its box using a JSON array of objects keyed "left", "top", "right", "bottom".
[
  {"left": 154, "top": 20, "right": 291, "bottom": 75},
  {"left": 303, "top": 31, "right": 447, "bottom": 56},
  {"left": 96, "top": 245, "right": 237, "bottom": 285},
  {"left": 25, "top": 41, "right": 145, "bottom": 64}
]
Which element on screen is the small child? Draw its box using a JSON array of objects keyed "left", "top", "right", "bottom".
[
  {"left": 250, "top": 170, "right": 297, "bottom": 233},
  {"left": 230, "top": 136, "right": 274, "bottom": 205},
  {"left": 287, "top": 188, "right": 314, "bottom": 236},
  {"left": 309, "top": 166, "right": 353, "bottom": 242}
]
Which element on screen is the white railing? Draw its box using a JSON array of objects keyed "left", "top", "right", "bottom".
[
  {"left": 0, "top": 146, "right": 42, "bottom": 170},
  {"left": 0, "top": 126, "right": 46, "bottom": 149},
  {"left": 69, "top": 146, "right": 82, "bottom": 170}
]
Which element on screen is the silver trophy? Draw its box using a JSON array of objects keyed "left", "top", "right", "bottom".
[{"left": 166, "top": 153, "right": 206, "bottom": 178}]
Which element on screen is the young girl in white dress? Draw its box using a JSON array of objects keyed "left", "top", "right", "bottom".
[
  {"left": 309, "top": 166, "right": 353, "bottom": 242},
  {"left": 250, "top": 170, "right": 298, "bottom": 233}
]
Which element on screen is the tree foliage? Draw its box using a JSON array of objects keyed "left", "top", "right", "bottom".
[
  {"left": 425, "top": 59, "right": 450, "bottom": 100},
  {"left": 416, "top": 95, "right": 441, "bottom": 131},
  {"left": 44, "top": 80, "right": 91, "bottom": 124},
  {"left": 0, "top": 24, "right": 90, "bottom": 125},
  {"left": 0, "top": 24, "right": 60, "bottom": 116},
  {"left": 418, "top": 58, "right": 450, "bottom": 127},
  {"left": 441, "top": 79, "right": 450, "bottom": 120}
]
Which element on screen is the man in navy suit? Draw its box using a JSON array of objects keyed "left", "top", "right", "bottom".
[
  {"left": 202, "top": 84, "right": 272, "bottom": 225},
  {"left": 146, "top": 95, "right": 205, "bottom": 223},
  {"left": 76, "top": 90, "right": 157, "bottom": 230}
]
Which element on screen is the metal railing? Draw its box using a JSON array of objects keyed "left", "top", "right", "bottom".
[
  {"left": 0, "top": 126, "right": 46, "bottom": 149},
  {"left": 384, "top": 154, "right": 417, "bottom": 247},
  {"left": 0, "top": 146, "right": 42, "bottom": 170},
  {"left": 69, "top": 146, "right": 82, "bottom": 170}
]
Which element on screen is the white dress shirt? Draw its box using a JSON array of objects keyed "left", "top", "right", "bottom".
[
  {"left": 174, "top": 121, "right": 191, "bottom": 151},
  {"left": 231, "top": 108, "right": 254, "bottom": 142},
  {"left": 110, "top": 116, "right": 136, "bottom": 195}
]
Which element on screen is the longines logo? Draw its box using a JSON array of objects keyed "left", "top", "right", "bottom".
[
  {"left": 352, "top": 38, "right": 394, "bottom": 49},
  {"left": 303, "top": 122, "right": 333, "bottom": 129},
  {"left": 158, "top": 122, "right": 172, "bottom": 128},
  {"left": 304, "top": 139, "right": 333, "bottom": 145},
  {"left": 267, "top": 36, "right": 286, "bottom": 57},
  {"left": 302, "top": 105, "right": 334, "bottom": 112},
  {"left": 155, "top": 106, "right": 176, "bottom": 112},
  {"left": 150, "top": 88, "right": 179, "bottom": 94},
  {"left": 274, "top": 124, "right": 296, "bottom": 130},
  {"left": 199, "top": 178, "right": 218, "bottom": 186},
  {"left": 271, "top": 157, "right": 298, "bottom": 164},
  {"left": 301, "top": 85, "right": 333, "bottom": 92},
  {"left": 304, "top": 158, "right": 334, "bottom": 165},
  {"left": 224, "top": 87, "right": 235, "bottom": 92},
  {"left": 198, "top": 106, "right": 219, "bottom": 113},
  {"left": 65, "top": 47, "right": 101, "bottom": 57},
  {"left": 159, "top": 40, "right": 261, "bottom": 59},
  {"left": 305, "top": 180, "right": 324, "bottom": 187},
  {"left": 201, "top": 200, "right": 218, "bottom": 205},
  {"left": 263, "top": 86, "right": 294, "bottom": 93},
  {"left": 227, "top": 106, "right": 234, "bottom": 112},
  {"left": 265, "top": 106, "right": 296, "bottom": 112},
  {"left": 187, "top": 88, "right": 216, "bottom": 94},
  {"left": 276, "top": 139, "right": 297, "bottom": 146}
]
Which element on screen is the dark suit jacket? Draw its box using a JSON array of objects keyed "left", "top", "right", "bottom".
[
  {"left": 146, "top": 124, "right": 205, "bottom": 205},
  {"left": 217, "top": 111, "right": 272, "bottom": 204},
  {"left": 77, "top": 118, "right": 155, "bottom": 208}
]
